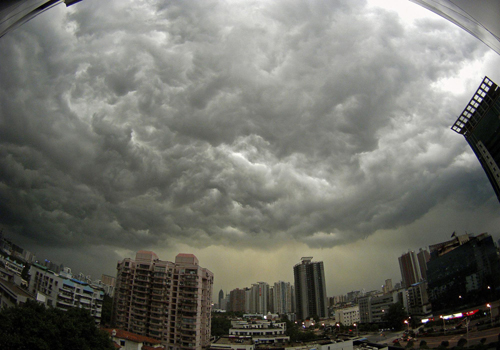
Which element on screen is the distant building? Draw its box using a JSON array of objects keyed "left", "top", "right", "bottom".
[
  {"left": 427, "top": 233, "right": 500, "bottom": 315},
  {"left": 330, "top": 294, "right": 347, "bottom": 307},
  {"left": 293, "top": 257, "right": 328, "bottom": 320},
  {"left": 218, "top": 289, "right": 224, "bottom": 310},
  {"left": 410, "top": 0, "right": 500, "bottom": 55},
  {"left": 112, "top": 251, "right": 214, "bottom": 350},
  {"left": 382, "top": 279, "right": 393, "bottom": 294},
  {"left": 399, "top": 249, "right": 429, "bottom": 289},
  {"left": 97, "top": 274, "right": 116, "bottom": 296},
  {"left": 229, "top": 288, "right": 247, "bottom": 313},
  {"left": 359, "top": 289, "right": 406, "bottom": 324},
  {"left": 346, "top": 290, "right": 362, "bottom": 303},
  {"left": 452, "top": 77, "right": 500, "bottom": 202},
  {"left": 334, "top": 305, "right": 360, "bottom": 326},
  {"left": 249, "top": 282, "right": 269, "bottom": 314},
  {"left": 273, "top": 281, "right": 293, "bottom": 315}
]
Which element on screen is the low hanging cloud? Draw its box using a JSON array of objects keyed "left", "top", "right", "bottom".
[{"left": 0, "top": 0, "right": 497, "bottom": 265}]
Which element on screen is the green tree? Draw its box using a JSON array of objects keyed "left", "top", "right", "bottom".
[
  {"left": 211, "top": 314, "right": 232, "bottom": 337},
  {"left": 100, "top": 294, "right": 113, "bottom": 327},
  {"left": 475, "top": 338, "right": 487, "bottom": 350},
  {"left": 297, "top": 329, "right": 317, "bottom": 341},
  {"left": 383, "top": 302, "right": 407, "bottom": 331},
  {"left": 420, "top": 340, "right": 429, "bottom": 349},
  {"left": 438, "top": 340, "right": 450, "bottom": 349},
  {"left": 285, "top": 319, "right": 299, "bottom": 342},
  {"left": 0, "top": 299, "right": 114, "bottom": 350}
]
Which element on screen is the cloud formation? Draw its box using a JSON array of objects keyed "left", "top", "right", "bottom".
[{"left": 0, "top": 0, "right": 499, "bottom": 292}]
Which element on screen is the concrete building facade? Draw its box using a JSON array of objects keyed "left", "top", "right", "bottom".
[
  {"left": 29, "top": 262, "right": 103, "bottom": 324},
  {"left": 113, "top": 251, "right": 213, "bottom": 350},
  {"left": 273, "top": 281, "right": 293, "bottom": 315},
  {"left": 426, "top": 233, "right": 500, "bottom": 315},
  {"left": 334, "top": 305, "right": 360, "bottom": 326}
]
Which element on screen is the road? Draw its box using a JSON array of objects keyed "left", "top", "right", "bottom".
[
  {"left": 419, "top": 327, "right": 500, "bottom": 348},
  {"left": 365, "top": 327, "right": 500, "bottom": 348}
]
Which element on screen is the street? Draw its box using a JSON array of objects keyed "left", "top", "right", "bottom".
[{"left": 365, "top": 327, "right": 500, "bottom": 348}]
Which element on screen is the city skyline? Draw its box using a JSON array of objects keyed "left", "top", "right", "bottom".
[{"left": 1, "top": 0, "right": 500, "bottom": 299}]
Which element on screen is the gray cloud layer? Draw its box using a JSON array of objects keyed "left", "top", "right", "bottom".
[{"left": 0, "top": 0, "right": 499, "bottom": 280}]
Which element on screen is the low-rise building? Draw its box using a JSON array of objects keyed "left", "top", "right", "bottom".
[
  {"left": 210, "top": 337, "right": 255, "bottom": 350},
  {"left": 103, "top": 328, "right": 165, "bottom": 350},
  {"left": 29, "top": 262, "right": 103, "bottom": 324},
  {"left": 0, "top": 277, "right": 35, "bottom": 308},
  {"left": 229, "top": 321, "right": 289, "bottom": 345},
  {"left": 358, "top": 289, "right": 406, "bottom": 324},
  {"left": 334, "top": 305, "right": 360, "bottom": 326}
]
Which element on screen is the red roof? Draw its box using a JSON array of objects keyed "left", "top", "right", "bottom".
[
  {"left": 142, "top": 346, "right": 166, "bottom": 350},
  {"left": 102, "top": 329, "right": 162, "bottom": 345}
]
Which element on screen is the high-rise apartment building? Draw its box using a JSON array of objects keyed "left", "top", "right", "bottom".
[
  {"left": 218, "top": 289, "right": 224, "bottom": 309},
  {"left": 293, "top": 257, "right": 328, "bottom": 320},
  {"left": 113, "top": 251, "right": 214, "bottom": 350},
  {"left": 249, "top": 282, "right": 269, "bottom": 314},
  {"left": 399, "top": 249, "right": 429, "bottom": 289},
  {"left": 399, "top": 251, "right": 421, "bottom": 289},
  {"left": 427, "top": 233, "right": 500, "bottom": 315},
  {"left": 410, "top": 0, "right": 500, "bottom": 56},
  {"left": 273, "top": 281, "right": 293, "bottom": 315},
  {"left": 452, "top": 77, "right": 500, "bottom": 202},
  {"left": 228, "top": 288, "right": 246, "bottom": 313}
]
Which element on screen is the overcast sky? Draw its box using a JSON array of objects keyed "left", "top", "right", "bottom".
[{"left": 1, "top": 0, "right": 499, "bottom": 299}]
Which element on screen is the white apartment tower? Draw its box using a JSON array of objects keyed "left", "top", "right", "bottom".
[
  {"left": 249, "top": 282, "right": 269, "bottom": 314},
  {"left": 113, "top": 251, "right": 214, "bottom": 350}
]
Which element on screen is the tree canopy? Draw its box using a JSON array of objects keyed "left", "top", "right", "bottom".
[
  {"left": 0, "top": 300, "right": 114, "bottom": 350},
  {"left": 382, "top": 302, "right": 408, "bottom": 331}
]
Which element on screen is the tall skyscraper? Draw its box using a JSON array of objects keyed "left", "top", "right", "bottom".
[
  {"left": 452, "top": 77, "right": 500, "bottom": 202},
  {"left": 218, "top": 289, "right": 224, "bottom": 309},
  {"left": 399, "top": 251, "right": 425, "bottom": 289},
  {"left": 293, "top": 257, "right": 328, "bottom": 320},
  {"left": 410, "top": 0, "right": 500, "bottom": 56},
  {"left": 112, "top": 251, "right": 213, "bottom": 350}
]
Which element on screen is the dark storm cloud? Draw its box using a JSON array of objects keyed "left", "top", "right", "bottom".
[{"left": 0, "top": 0, "right": 497, "bottom": 271}]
